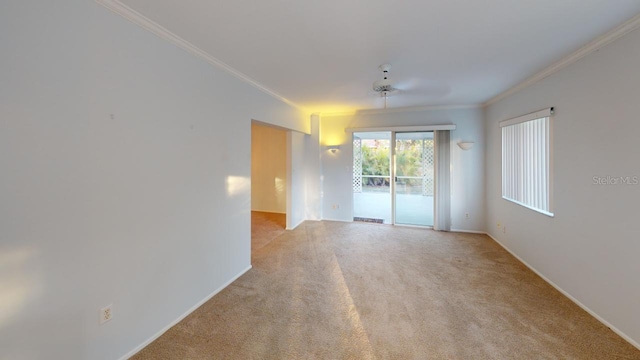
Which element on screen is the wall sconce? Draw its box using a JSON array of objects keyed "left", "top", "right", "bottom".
[
  {"left": 326, "top": 145, "right": 341, "bottom": 154},
  {"left": 457, "top": 141, "right": 475, "bottom": 151}
]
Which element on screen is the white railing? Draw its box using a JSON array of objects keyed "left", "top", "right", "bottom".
[{"left": 353, "top": 138, "right": 362, "bottom": 192}]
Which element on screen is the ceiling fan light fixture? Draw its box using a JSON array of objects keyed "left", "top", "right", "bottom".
[
  {"left": 372, "top": 78, "right": 395, "bottom": 92},
  {"left": 372, "top": 63, "right": 398, "bottom": 94}
]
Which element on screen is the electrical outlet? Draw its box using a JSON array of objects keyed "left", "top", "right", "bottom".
[
  {"left": 503, "top": 225, "right": 507, "bottom": 234},
  {"left": 465, "top": 213, "right": 470, "bottom": 219},
  {"left": 332, "top": 204, "right": 340, "bottom": 210},
  {"left": 100, "top": 304, "right": 113, "bottom": 324}
]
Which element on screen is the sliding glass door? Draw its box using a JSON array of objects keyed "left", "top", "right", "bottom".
[
  {"left": 394, "top": 132, "right": 434, "bottom": 226},
  {"left": 353, "top": 131, "right": 435, "bottom": 226},
  {"left": 352, "top": 132, "right": 392, "bottom": 224}
]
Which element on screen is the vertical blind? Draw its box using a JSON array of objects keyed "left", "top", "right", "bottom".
[
  {"left": 500, "top": 108, "right": 553, "bottom": 216},
  {"left": 434, "top": 130, "right": 451, "bottom": 231}
]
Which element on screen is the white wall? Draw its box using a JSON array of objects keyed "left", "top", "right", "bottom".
[
  {"left": 304, "top": 114, "right": 323, "bottom": 221},
  {"left": 286, "top": 131, "right": 308, "bottom": 229},
  {"left": 485, "top": 28, "right": 640, "bottom": 347},
  {"left": 251, "top": 123, "right": 287, "bottom": 213},
  {"left": 320, "top": 108, "right": 485, "bottom": 231},
  {"left": 0, "top": 1, "right": 308, "bottom": 359}
]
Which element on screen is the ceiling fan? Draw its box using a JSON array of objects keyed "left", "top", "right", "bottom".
[
  {"left": 371, "top": 63, "right": 451, "bottom": 109},
  {"left": 372, "top": 63, "right": 398, "bottom": 108}
]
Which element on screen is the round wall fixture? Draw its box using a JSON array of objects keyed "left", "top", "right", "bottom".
[{"left": 458, "top": 141, "right": 475, "bottom": 150}]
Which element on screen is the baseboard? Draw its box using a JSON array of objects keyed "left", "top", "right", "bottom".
[
  {"left": 118, "top": 265, "right": 253, "bottom": 360},
  {"left": 321, "top": 218, "right": 354, "bottom": 223},
  {"left": 251, "top": 210, "right": 286, "bottom": 215},
  {"left": 393, "top": 223, "right": 432, "bottom": 229},
  {"left": 286, "top": 218, "right": 305, "bottom": 230},
  {"left": 484, "top": 232, "right": 640, "bottom": 351},
  {"left": 450, "top": 228, "right": 486, "bottom": 234}
]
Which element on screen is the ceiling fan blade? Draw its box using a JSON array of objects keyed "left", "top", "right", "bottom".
[
  {"left": 393, "top": 78, "right": 422, "bottom": 91},
  {"left": 368, "top": 65, "right": 452, "bottom": 108},
  {"left": 393, "top": 78, "right": 451, "bottom": 98}
]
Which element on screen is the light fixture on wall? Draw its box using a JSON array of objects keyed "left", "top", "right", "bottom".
[
  {"left": 457, "top": 141, "right": 475, "bottom": 151},
  {"left": 327, "top": 145, "right": 341, "bottom": 154}
]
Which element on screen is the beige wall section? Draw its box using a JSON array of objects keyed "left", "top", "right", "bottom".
[{"left": 252, "top": 123, "right": 287, "bottom": 213}]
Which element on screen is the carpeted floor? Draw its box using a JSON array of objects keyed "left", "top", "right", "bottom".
[
  {"left": 132, "top": 220, "right": 640, "bottom": 359},
  {"left": 250, "top": 211, "right": 286, "bottom": 252}
]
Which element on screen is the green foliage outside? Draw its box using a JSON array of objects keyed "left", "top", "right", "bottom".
[
  {"left": 361, "top": 141, "right": 390, "bottom": 176},
  {"left": 361, "top": 140, "right": 425, "bottom": 187},
  {"left": 395, "top": 140, "right": 423, "bottom": 177}
]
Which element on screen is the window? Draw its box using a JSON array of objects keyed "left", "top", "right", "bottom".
[{"left": 500, "top": 108, "right": 554, "bottom": 216}]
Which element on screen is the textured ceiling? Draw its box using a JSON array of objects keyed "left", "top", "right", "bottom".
[{"left": 120, "top": 0, "right": 640, "bottom": 113}]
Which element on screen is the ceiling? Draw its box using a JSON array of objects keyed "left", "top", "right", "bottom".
[{"left": 119, "top": 0, "right": 640, "bottom": 113}]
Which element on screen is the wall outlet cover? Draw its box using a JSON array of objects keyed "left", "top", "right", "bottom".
[{"left": 100, "top": 304, "right": 113, "bottom": 324}]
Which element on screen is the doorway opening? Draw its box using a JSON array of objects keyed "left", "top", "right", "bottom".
[
  {"left": 251, "top": 122, "right": 287, "bottom": 252},
  {"left": 353, "top": 131, "right": 435, "bottom": 227}
]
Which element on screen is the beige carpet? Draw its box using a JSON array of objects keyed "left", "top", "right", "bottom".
[{"left": 132, "top": 221, "right": 640, "bottom": 359}]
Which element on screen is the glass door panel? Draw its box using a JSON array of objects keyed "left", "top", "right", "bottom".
[
  {"left": 395, "top": 132, "right": 434, "bottom": 226},
  {"left": 353, "top": 132, "right": 392, "bottom": 224}
]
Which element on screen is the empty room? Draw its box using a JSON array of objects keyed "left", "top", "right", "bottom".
[{"left": 1, "top": 1, "right": 639, "bottom": 359}]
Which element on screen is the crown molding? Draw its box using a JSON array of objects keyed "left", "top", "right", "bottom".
[
  {"left": 96, "top": 0, "right": 307, "bottom": 113},
  {"left": 321, "top": 103, "right": 481, "bottom": 117},
  {"left": 484, "top": 13, "right": 640, "bottom": 107}
]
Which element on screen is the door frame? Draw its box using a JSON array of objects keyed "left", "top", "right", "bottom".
[{"left": 352, "top": 129, "right": 440, "bottom": 227}]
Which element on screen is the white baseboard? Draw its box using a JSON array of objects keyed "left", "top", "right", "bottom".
[
  {"left": 450, "top": 228, "right": 486, "bottom": 234},
  {"left": 118, "top": 265, "right": 253, "bottom": 360},
  {"left": 251, "top": 210, "right": 286, "bottom": 215},
  {"left": 484, "top": 232, "right": 640, "bottom": 351},
  {"left": 286, "top": 218, "right": 305, "bottom": 230},
  {"left": 321, "top": 218, "right": 354, "bottom": 223},
  {"left": 394, "top": 223, "right": 433, "bottom": 229}
]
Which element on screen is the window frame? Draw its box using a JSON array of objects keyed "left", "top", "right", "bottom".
[{"left": 500, "top": 108, "right": 554, "bottom": 217}]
